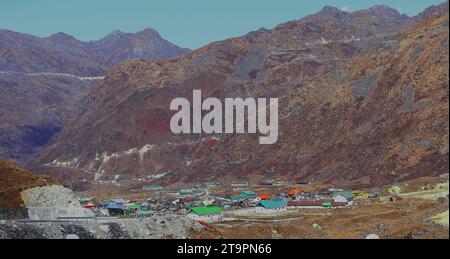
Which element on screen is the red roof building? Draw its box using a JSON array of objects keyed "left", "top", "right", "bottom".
[
  {"left": 288, "top": 188, "right": 303, "bottom": 196},
  {"left": 259, "top": 194, "right": 270, "bottom": 200}
]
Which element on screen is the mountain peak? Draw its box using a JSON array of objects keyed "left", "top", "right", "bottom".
[
  {"left": 110, "top": 29, "right": 124, "bottom": 35},
  {"left": 415, "top": 1, "right": 449, "bottom": 21},
  {"left": 102, "top": 28, "right": 163, "bottom": 41},
  {"left": 319, "top": 6, "right": 345, "bottom": 15},
  {"left": 96, "top": 30, "right": 128, "bottom": 43},
  {"left": 47, "top": 32, "right": 77, "bottom": 41},
  {"left": 46, "top": 32, "right": 81, "bottom": 46},
  {"left": 102, "top": 29, "right": 126, "bottom": 40},
  {"left": 368, "top": 5, "right": 409, "bottom": 19},
  {"left": 137, "top": 28, "right": 161, "bottom": 38},
  {"left": 311, "top": 5, "right": 349, "bottom": 20}
]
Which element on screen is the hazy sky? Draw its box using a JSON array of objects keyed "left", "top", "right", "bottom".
[{"left": 0, "top": 0, "right": 445, "bottom": 49}]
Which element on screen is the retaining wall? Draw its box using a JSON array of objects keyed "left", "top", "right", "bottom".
[{"left": 27, "top": 207, "right": 94, "bottom": 220}]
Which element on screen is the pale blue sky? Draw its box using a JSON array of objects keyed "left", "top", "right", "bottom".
[{"left": 0, "top": 0, "right": 445, "bottom": 49}]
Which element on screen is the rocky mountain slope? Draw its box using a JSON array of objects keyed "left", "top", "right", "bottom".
[
  {"left": 0, "top": 73, "right": 95, "bottom": 162},
  {"left": 0, "top": 29, "right": 189, "bottom": 163},
  {"left": 29, "top": 3, "right": 449, "bottom": 190}
]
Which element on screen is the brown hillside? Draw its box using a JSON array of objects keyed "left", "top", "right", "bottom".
[{"left": 0, "top": 159, "right": 56, "bottom": 208}]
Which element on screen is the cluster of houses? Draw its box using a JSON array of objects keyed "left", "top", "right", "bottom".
[
  {"left": 78, "top": 185, "right": 354, "bottom": 222},
  {"left": 185, "top": 188, "right": 354, "bottom": 221},
  {"left": 79, "top": 198, "right": 155, "bottom": 218}
]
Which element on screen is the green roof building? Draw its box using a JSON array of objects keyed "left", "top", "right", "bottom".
[
  {"left": 228, "top": 190, "right": 258, "bottom": 202},
  {"left": 100, "top": 199, "right": 110, "bottom": 206},
  {"left": 206, "top": 182, "right": 221, "bottom": 187},
  {"left": 240, "top": 190, "right": 256, "bottom": 196},
  {"left": 322, "top": 202, "right": 332, "bottom": 207},
  {"left": 124, "top": 203, "right": 141, "bottom": 210},
  {"left": 230, "top": 194, "right": 257, "bottom": 202},
  {"left": 189, "top": 205, "right": 222, "bottom": 216}
]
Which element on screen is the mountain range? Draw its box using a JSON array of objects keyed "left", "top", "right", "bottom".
[
  {"left": 24, "top": 2, "right": 449, "bottom": 192},
  {"left": 0, "top": 28, "right": 190, "bottom": 163},
  {"left": 2, "top": 2, "right": 448, "bottom": 193},
  {"left": 0, "top": 28, "right": 190, "bottom": 75}
]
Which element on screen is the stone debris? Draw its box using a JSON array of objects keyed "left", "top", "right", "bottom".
[
  {"left": 65, "top": 234, "right": 80, "bottom": 239},
  {"left": 21, "top": 185, "right": 82, "bottom": 208},
  {"left": 20, "top": 185, "right": 94, "bottom": 221},
  {"left": 0, "top": 215, "right": 201, "bottom": 239},
  {"left": 312, "top": 223, "right": 322, "bottom": 230}
]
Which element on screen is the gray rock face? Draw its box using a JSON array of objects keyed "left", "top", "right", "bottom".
[
  {"left": 21, "top": 185, "right": 81, "bottom": 208},
  {"left": 20, "top": 185, "right": 94, "bottom": 220},
  {"left": 0, "top": 208, "right": 28, "bottom": 220},
  {"left": 65, "top": 234, "right": 80, "bottom": 239},
  {"left": 0, "top": 216, "right": 201, "bottom": 239},
  {"left": 26, "top": 207, "right": 94, "bottom": 221}
]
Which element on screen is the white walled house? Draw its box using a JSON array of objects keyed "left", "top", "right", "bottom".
[
  {"left": 255, "top": 200, "right": 287, "bottom": 214},
  {"left": 187, "top": 205, "right": 222, "bottom": 222},
  {"left": 332, "top": 194, "right": 348, "bottom": 204}
]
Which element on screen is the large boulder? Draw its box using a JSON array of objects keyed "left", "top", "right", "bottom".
[
  {"left": 21, "top": 185, "right": 81, "bottom": 208},
  {"left": 21, "top": 185, "right": 93, "bottom": 220}
]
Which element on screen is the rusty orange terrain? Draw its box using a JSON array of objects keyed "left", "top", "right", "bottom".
[{"left": 0, "top": 159, "right": 56, "bottom": 208}]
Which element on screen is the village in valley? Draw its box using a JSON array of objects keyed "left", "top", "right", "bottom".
[
  {"left": 69, "top": 173, "right": 447, "bottom": 222},
  {"left": 2, "top": 157, "right": 448, "bottom": 239},
  {"left": 74, "top": 179, "right": 359, "bottom": 222},
  {"left": 50, "top": 170, "right": 445, "bottom": 239}
]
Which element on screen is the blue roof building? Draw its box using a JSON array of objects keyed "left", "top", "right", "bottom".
[
  {"left": 106, "top": 203, "right": 124, "bottom": 209},
  {"left": 110, "top": 198, "right": 130, "bottom": 204}
]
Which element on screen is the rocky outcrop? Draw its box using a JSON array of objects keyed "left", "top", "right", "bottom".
[
  {"left": 20, "top": 185, "right": 94, "bottom": 221},
  {"left": 21, "top": 185, "right": 81, "bottom": 208},
  {"left": 0, "top": 159, "right": 56, "bottom": 208},
  {"left": 0, "top": 159, "right": 93, "bottom": 220}
]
